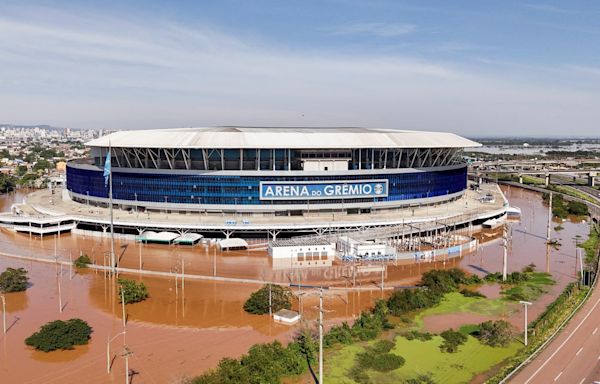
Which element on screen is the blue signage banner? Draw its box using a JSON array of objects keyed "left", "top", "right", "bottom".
[{"left": 259, "top": 180, "right": 388, "bottom": 200}]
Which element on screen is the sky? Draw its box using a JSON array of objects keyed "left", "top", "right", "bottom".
[{"left": 1, "top": 1, "right": 599, "bottom": 137}]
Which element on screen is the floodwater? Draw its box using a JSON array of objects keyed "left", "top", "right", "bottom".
[{"left": 0, "top": 186, "right": 591, "bottom": 383}]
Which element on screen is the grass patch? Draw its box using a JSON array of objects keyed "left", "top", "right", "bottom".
[
  {"left": 412, "top": 292, "right": 511, "bottom": 329},
  {"left": 326, "top": 335, "right": 521, "bottom": 384},
  {"left": 459, "top": 324, "right": 481, "bottom": 336},
  {"left": 501, "top": 272, "right": 554, "bottom": 302}
]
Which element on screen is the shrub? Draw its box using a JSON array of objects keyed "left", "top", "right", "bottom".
[
  {"left": 74, "top": 254, "right": 92, "bottom": 268},
  {"left": 477, "top": 320, "right": 514, "bottom": 347},
  {"left": 522, "top": 263, "right": 536, "bottom": 273},
  {"left": 369, "top": 353, "right": 405, "bottom": 372},
  {"left": 0, "top": 267, "right": 28, "bottom": 293},
  {"left": 117, "top": 278, "right": 148, "bottom": 304},
  {"left": 25, "top": 318, "right": 92, "bottom": 352},
  {"left": 241, "top": 341, "right": 305, "bottom": 382},
  {"left": 348, "top": 365, "right": 371, "bottom": 384},
  {"left": 404, "top": 373, "right": 436, "bottom": 384},
  {"left": 355, "top": 340, "right": 405, "bottom": 373},
  {"left": 463, "top": 273, "right": 483, "bottom": 285},
  {"left": 293, "top": 328, "right": 317, "bottom": 363},
  {"left": 324, "top": 322, "right": 353, "bottom": 347},
  {"left": 371, "top": 339, "right": 395, "bottom": 354},
  {"left": 460, "top": 288, "right": 486, "bottom": 298},
  {"left": 402, "top": 330, "right": 433, "bottom": 341},
  {"left": 567, "top": 201, "right": 588, "bottom": 216},
  {"left": 439, "top": 329, "right": 467, "bottom": 353},
  {"left": 243, "top": 284, "right": 292, "bottom": 315},
  {"left": 420, "top": 268, "right": 465, "bottom": 294},
  {"left": 387, "top": 288, "right": 440, "bottom": 315}
]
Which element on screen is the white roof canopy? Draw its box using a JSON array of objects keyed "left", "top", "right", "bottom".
[
  {"left": 218, "top": 238, "right": 249, "bottom": 249},
  {"left": 87, "top": 127, "right": 480, "bottom": 150}
]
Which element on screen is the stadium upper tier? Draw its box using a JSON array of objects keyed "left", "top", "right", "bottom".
[
  {"left": 85, "top": 127, "right": 480, "bottom": 171},
  {"left": 66, "top": 127, "right": 479, "bottom": 212}
]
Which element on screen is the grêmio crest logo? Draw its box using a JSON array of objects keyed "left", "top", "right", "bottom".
[{"left": 259, "top": 180, "right": 388, "bottom": 200}]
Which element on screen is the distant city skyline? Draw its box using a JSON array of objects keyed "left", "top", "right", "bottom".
[{"left": 1, "top": 1, "right": 599, "bottom": 137}]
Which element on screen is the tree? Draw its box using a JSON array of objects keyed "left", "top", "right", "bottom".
[
  {"left": 0, "top": 267, "right": 29, "bottom": 293},
  {"left": 420, "top": 268, "right": 466, "bottom": 294},
  {"left": 243, "top": 284, "right": 292, "bottom": 315},
  {"left": 74, "top": 254, "right": 92, "bottom": 268},
  {"left": 439, "top": 329, "right": 467, "bottom": 353},
  {"left": 25, "top": 318, "right": 92, "bottom": 352},
  {"left": 477, "top": 320, "right": 514, "bottom": 347},
  {"left": 0, "top": 173, "right": 16, "bottom": 193},
  {"left": 117, "top": 278, "right": 148, "bottom": 304},
  {"left": 16, "top": 165, "right": 28, "bottom": 177},
  {"left": 386, "top": 288, "right": 440, "bottom": 315},
  {"left": 33, "top": 159, "right": 52, "bottom": 172}
]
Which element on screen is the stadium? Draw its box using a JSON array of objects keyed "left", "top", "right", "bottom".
[
  {"left": 66, "top": 127, "right": 478, "bottom": 213},
  {"left": 1, "top": 127, "right": 509, "bottom": 240}
]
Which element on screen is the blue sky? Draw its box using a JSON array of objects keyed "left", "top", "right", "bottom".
[{"left": 1, "top": 1, "right": 600, "bottom": 136}]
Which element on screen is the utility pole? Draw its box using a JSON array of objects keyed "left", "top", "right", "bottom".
[
  {"left": 502, "top": 225, "right": 508, "bottom": 282},
  {"left": 1, "top": 295, "right": 6, "bottom": 334},
  {"left": 139, "top": 242, "right": 142, "bottom": 271},
  {"left": 380, "top": 259, "right": 385, "bottom": 294},
  {"left": 546, "top": 193, "right": 552, "bottom": 242},
  {"left": 319, "top": 288, "right": 324, "bottom": 384},
  {"left": 181, "top": 259, "right": 185, "bottom": 292},
  {"left": 121, "top": 346, "right": 133, "bottom": 384},
  {"left": 268, "top": 284, "right": 272, "bottom": 317},
  {"left": 213, "top": 247, "right": 217, "bottom": 276},
  {"left": 519, "top": 301, "right": 532, "bottom": 346},
  {"left": 121, "top": 289, "right": 126, "bottom": 330},
  {"left": 58, "top": 263, "right": 63, "bottom": 313}
]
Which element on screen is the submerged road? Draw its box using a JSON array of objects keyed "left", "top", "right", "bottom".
[
  {"left": 503, "top": 181, "right": 600, "bottom": 384},
  {"left": 510, "top": 282, "right": 600, "bottom": 384}
]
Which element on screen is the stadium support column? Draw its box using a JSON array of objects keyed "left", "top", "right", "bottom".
[
  {"left": 268, "top": 230, "right": 280, "bottom": 241},
  {"left": 545, "top": 173, "right": 550, "bottom": 187},
  {"left": 588, "top": 171, "right": 597, "bottom": 187}
]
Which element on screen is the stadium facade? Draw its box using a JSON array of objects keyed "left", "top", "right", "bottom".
[{"left": 66, "top": 127, "right": 480, "bottom": 214}]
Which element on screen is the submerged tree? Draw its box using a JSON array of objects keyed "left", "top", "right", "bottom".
[
  {"left": 117, "top": 278, "right": 149, "bottom": 304},
  {"left": 25, "top": 318, "right": 92, "bottom": 352},
  {"left": 0, "top": 267, "right": 29, "bottom": 293},
  {"left": 243, "top": 284, "right": 292, "bottom": 315}
]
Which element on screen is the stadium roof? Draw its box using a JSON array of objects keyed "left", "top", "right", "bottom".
[{"left": 86, "top": 127, "right": 480, "bottom": 149}]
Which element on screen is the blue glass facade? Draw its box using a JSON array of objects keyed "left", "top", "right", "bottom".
[{"left": 66, "top": 164, "right": 467, "bottom": 206}]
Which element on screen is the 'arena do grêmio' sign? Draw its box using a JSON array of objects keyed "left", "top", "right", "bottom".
[{"left": 259, "top": 180, "right": 388, "bottom": 200}]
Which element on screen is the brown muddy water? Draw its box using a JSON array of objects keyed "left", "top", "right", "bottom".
[{"left": 0, "top": 186, "right": 591, "bottom": 383}]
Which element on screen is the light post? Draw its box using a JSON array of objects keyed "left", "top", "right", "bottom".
[
  {"left": 318, "top": 288, "right": 324, "bottom": 384},
  {"left": 107, "top": 331, "right": 126, "bottom": 373},
  {"left": 519, "top": 300, "right": 532, "bottom": 346}
]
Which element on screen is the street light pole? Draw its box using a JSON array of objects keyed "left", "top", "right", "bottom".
[
  {"left": 319, "top": 288, "right": 324, "bottom": 384},
  {"left": 107, "top": 331, "right": 126, "bottom": 373},
  {"left": 121, "top": 289, "right": 126, "bottom": 330},
  {"left": 519, "top": 300, "right": 532, "bottom": 346}
]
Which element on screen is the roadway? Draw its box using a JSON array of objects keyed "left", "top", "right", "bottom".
[
  {"left": 508, "top": 178, "right": 600, "bottom": 384},
  {"left": 509, "top": 280, "right": 600, "bottom": 384}
]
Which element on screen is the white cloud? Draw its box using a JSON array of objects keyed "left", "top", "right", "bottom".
[
  {"left": 322, "top": 22, "right": 417, "bottom": 37},
  {"left": 523, "top": 3, "right": 574, "bottom": 14}
]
